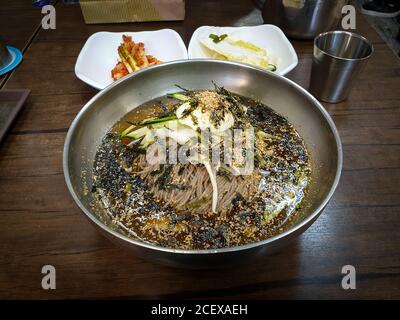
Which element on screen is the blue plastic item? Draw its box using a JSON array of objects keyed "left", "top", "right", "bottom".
[
  {"left": 0, "top": 46, "right": 23, "bottom": 76},
  {"left": 32, "top": 0, "right": 51, "bottom": 8}
]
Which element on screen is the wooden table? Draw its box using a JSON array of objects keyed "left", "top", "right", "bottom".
[
  {"left": 0, "top": 1, "right": 43, "bottom": 87},
  {"left": 0, "top": 1, "right": 399, "bottom": 299}
]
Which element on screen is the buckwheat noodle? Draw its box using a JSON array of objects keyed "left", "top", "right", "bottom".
[{"left": 134, "top": 154, "right": 260, "bottom": 213}]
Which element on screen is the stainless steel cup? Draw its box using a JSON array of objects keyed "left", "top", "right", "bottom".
[
  {"left": 0, "top": 37, "right": 12, "bottom": 70},
  {"left": 309, "top": 31, "right": 373, "bottom": 103},
  {"left": 256, "top": 0, "right": 349, "bottom": 40}
]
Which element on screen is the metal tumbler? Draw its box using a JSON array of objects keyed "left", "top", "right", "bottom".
[
  {"left": 309, "top": 31, "right": 373, "bottom": 103},
  {"left": 258, "top": 0, "right": 349, "bottom": 40}
]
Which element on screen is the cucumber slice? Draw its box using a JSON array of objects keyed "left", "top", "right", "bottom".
[
  {"left": 140, "top": 131, "right": 155, "bottom": 148},
  {"left": 126, "top": 126, "right": 149, "bottom": 139},
  {"left": 167, "top": 93, "right": 189, "bottom": 101},
  {"left": 141, "top": 115, "right": 177, "bottom": 126},
  {"left": 121, "top": 124, "right": 135, "bottom": 137},
  {"left": 150, "top": 119, "right": 178, "bottom": 129}
]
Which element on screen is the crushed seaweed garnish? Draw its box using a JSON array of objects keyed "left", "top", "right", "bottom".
[
  {"left": 231, "top": 193, "right": 245, "bottom": 208},
  {"left": 209, "top": 107, "right": 226, "bottom": 127},
  {"left": 174, "top": 84, "right": 191, "bottom": 93},
  {"left": 191, "top": 114, "right": 198, "bottom": 126},
  {"left": 212, "top": 81, "right": 246, "bottom": 127},
  {"left": 181, "top": 98, "right": 199, "bottom": 118},
  {"left": 178, "top": 166, "right": 185, "bottom": 175},
  {"left": 155, "top": 165, "right": 173, "bottom": 190},
  {"left": 217, "top": 166, "right": 232, "bottom": 181}
]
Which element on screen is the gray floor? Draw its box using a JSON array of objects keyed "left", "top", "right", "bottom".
[{"left": 356, "top": 0, "right": 400, "bottom": 56}]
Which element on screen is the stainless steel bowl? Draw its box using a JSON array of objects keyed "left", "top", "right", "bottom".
[
  {"left": 257, "top": 0, "right": 349, "bottom": 40},
  {"left": 63, "top": 60, "right": 342, "bottom": 268}
]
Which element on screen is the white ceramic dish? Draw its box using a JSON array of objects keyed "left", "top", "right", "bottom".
[
  {"left": 188, "top": 25, "right": 298, "bottom": 76},
  {"left": 75, "top": 29, "right": 188, "bottom": 90}
]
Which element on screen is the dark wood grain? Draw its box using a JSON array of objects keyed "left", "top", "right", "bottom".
[
  {"left": 0, "top": 0, "right": 45, "bottom": 87},
  {"left": 0, "top": 0, "right": 399, "bottom": 299}
]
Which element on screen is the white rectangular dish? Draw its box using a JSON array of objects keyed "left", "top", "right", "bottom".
[
  {"left": 188, "top": 25, "right": 298, "bottom": 76},
  {"left": 75, "top": 29, "right": 188, "bottom": 90}
]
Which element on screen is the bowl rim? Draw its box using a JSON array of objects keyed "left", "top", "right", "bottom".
[
  {"left": 64, "top": 59, "right": 343, "bottom": 255},
  {"left": 314, "top": 30, "right": 374, "bottom": 62}
]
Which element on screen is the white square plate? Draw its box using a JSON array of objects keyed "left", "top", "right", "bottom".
[
  {"left": 75, "top": 29, "right": 188, "bottom": 90},
  {"left": 188, "top": 25, "right": 298, "bottom": 76}
]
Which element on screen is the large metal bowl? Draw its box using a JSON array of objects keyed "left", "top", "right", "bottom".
[{"left": 63, "top": 60, "right": 342, "bottom": 268}]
